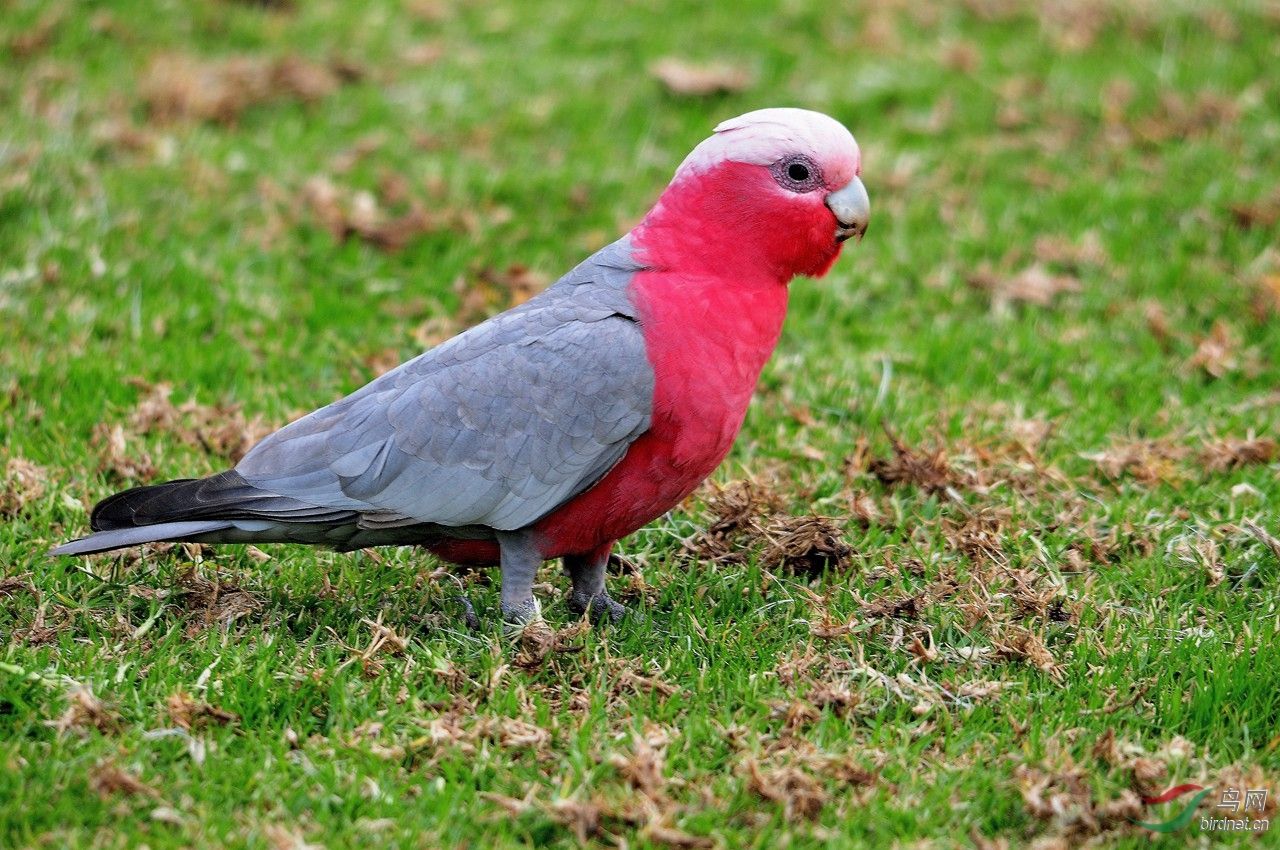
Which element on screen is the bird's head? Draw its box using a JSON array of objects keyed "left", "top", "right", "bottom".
[{"left": 637, "top": 108, "right": 869, "bottom": 282}]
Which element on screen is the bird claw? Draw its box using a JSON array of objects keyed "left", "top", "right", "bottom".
[
  {"left": 568, "top": 590, "right": 627, "bottom": 624},
  {"left": 453, "top": 595, "right": 482, "bottom": 631},
  {"left": 500, "top": 597, "right": 543, "bottom": 635}
]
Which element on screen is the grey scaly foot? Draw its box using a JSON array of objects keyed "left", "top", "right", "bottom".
[
  {"left": 500, "top": 596, "right": 543, "bottom": 627},
  {"left": 565, "top": 545, "right": 629, "bottom": 624}
]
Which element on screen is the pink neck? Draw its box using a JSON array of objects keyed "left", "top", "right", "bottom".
[{"left": 632, "top": 162, "right": 834, "bottom": 285}]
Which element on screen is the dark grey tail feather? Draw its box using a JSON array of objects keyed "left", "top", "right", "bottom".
[
  {"left": 50, "top": 521, "right": 235, "bottom": 556},
  {"left": 90, "top": 470, "right": 358, "bottom": 532},
  {"left": 90, "top": 477, "right": 197, "bottom": 530},
  {"left": 48, "top": 469, "right": 368, "bottom": 558},
  {"left": 53, "top": 470, "right": 490, "bottom": 557},
  {"left": 50, "top": 515, "right": 492, "bottom": 556}
]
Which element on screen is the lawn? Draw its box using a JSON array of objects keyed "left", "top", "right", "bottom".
[{"left": 2, "top": 1, "right": 1279, "bottom": 847}]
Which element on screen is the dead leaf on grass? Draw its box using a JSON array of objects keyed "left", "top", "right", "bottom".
[
  {"left": 650, "top": 57, "right": 752, "bottom": 96},
  {"left": 262, "top": 823, "right": 325, "bottom": 850},
  {"left": 609, "top": 659, "right": 681, "bottom": 702},
  {"left": 466, "top": 264, "right": 550, "bottom": 313},
  {"left": 1033, "top": 232, "right": 1108, "bottom": 270},
  {"left": 609, "top": 728, "right": 671, "bottom": 802},
  {"left": 1082, "top": 439, "right": 1186, "bottom": 485},
  {"left": 1242, "top": 519, "right": 1280, "bottom": 564},
  {"left": 92, "top": 422, "right": 157, "bottom": 483},
  {"left": 967, "top": 263, "right": 1082, "bottom": 310},
  {"left": 1212, "top": 765, "right": 1279, "bottom": 817},
  {"left": 1229, "top": 192, "right": 1280, "bottom": 230},
  {"left": 546, "top": 796, "right": 608, "bottom": 843},
  {"left": 300, "top": 175, "right": 435, "bottom": 252},
  {"left": 941, "top": 509, "right": 1007, "bottom": 564},
  {"left": 332, "top": 616, "right": 410, "bottom": 678},
  {"left": 1186, "top": 320, "right": 1239, "bottom": 378},
  {"left": 7, "top": 9, "right": 63, "bottom": 59},
  {"left": 1039, "top": 0, "right": 1112, "bottom": 52},
  {"left": 166, "top": 690, "right": 237, "bottom": 730},
  {"left": 1252, "top": 274, "right": 1280, "bottom": 320},
  {"left": 704, "top": 479, "right": 784, "bottom": 538},
  {"left": 402, "top": 40, "right": 444, "bottom": 66},
  {"left": 1131, "top": 89, "right": 1240, "bottom": 146},
  {"left": 142, "top": 53, "right": 350, "bottom": 124},
  {"left": 124, "top": 380, "right": 275, "bottom": 464},
  {"left": 1129, "top": 757, "right": 1167, "bottom": 797},
  {"left": 89, "top": 762, "right": 159, "bottom": 799},
  {"left": 1198, "top": 435, "right": 1276, "bottom": 472}
]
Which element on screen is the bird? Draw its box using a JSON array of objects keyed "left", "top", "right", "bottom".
[{"left": 51, "top": 107, "right": 870, "bottom": 626}]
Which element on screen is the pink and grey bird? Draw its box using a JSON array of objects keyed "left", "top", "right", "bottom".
[{"left": 52, "top": 108, "right": 870, "bottom": 624}]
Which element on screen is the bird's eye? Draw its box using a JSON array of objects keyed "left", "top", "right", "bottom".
[{"left": 772, "top": 155, "right": 822, "bottom": 192}]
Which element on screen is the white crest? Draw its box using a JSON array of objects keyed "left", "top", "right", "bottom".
[{"left": 672, "top": 108, "right": 859, "bottom": 182}]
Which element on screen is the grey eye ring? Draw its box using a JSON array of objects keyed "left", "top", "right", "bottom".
[{"left": 771, "top": 154, "right": 823, "bottom": 193}]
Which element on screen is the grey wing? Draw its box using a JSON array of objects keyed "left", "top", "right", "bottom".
[{"left": 235, "top": 301, "right": 653, "bottom": 532}]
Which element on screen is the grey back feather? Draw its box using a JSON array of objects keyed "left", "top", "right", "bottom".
[{"left": 236, "top": 237, "right": 654, "bottom": 531}]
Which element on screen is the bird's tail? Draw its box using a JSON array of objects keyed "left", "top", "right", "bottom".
[
  {"left": 49, "top": 471, "right": 357, "bottom": 557},
  {"left": 49, "top": 519, "right": 236, "bottom": 556}
]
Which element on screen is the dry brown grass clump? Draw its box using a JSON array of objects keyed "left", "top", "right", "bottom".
[
  {"left": 513, "top": 619, "right": 590, "bottom": 670},
  {"left": 869, "top": 428, "right": 966, "bottom": 495},
  {"left": 130, "top": 380, "right": 276, "bottom": 464},
  {"left": 0, "top": 456, "right": 48, "bottom": 516},
  {"left": 685, "top": 480, "right": 852, "bottom": 575},
  {"left": 993, "top": 625, "right": 1061, "bottom": 680},
  {"left": 1016, "top": 761, "right": 1143, "bottom": 841},
  {"left": 52, "top": 688, "right": 122, "bottom": 737},
  {"left": 1197, "top": 435, "right": 1276, "bottom": 471},
  {"left": 758, "top": 516, "right": 852, "bottom": 576},
  {"left": 744, "top": 760, "right": 827, "bottom": 821},
  {"left": 174, "top": 567, "right": 263, "bottom": 637}
]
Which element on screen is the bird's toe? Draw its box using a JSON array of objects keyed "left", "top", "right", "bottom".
[{"left": 569, "top": 590, "right": 627, "bottom": 624}]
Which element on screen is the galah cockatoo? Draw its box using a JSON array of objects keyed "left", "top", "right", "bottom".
[{"left": 52, "top": 108, "right": 870, "bottom": 625}]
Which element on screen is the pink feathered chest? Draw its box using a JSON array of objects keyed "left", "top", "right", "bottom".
[{"left": 531, "top": 271, "right": 789, "bottom": 556}]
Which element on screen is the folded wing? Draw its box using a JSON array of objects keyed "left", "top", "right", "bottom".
[{"left": 235, "top": 239, "right": 653, "bottom": 532}]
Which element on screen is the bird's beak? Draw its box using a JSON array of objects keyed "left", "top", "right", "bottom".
[{"left": 826, "top": 176, "right": 870, "bottom": 243}]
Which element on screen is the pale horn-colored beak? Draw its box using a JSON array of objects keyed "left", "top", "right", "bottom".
[{"left": 826, "top": 176, "right": 870, "bottom": 243}]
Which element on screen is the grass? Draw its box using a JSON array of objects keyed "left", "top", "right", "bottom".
[{"left": 2, "top": 0, "right": 1279, "bottom": 847}]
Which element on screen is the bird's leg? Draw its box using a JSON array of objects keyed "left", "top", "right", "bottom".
[
  {"left": 496, "top": 530, "right": 544, "bottom": 625},
  {"left": 564, "top": 542, "right": 627, "bottom": 623}
]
